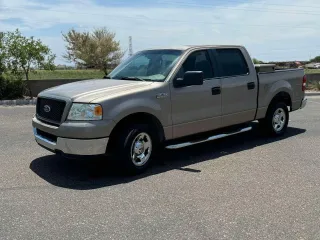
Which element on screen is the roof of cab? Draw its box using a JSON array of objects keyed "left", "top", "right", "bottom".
[{"left": 142, "top": 45, "right": 244, "bottom": 51}]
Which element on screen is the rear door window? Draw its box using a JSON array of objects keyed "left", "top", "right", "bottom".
[{"left": 215, "top": 49, "right": 249, "bottom": 77}]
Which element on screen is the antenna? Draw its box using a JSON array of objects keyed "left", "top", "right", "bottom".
[{"left": 129, "top": 36, "right": 133, "bottom": 57}]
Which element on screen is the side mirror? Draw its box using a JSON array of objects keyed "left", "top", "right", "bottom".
[{"left": 173, "top": 71, "right": 204, "bottom": 88}]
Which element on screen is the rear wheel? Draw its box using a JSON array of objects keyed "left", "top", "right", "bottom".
[
  {"left": 259, "top": 102, "right": 289, "bottom": 136},
  {"left": 110, "top": 124, "right": 159, "bottom": 175}
]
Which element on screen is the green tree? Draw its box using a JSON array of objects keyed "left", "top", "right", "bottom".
[
  {"left": 310, "top": 56, "right": 320, "bottom": 62},
  {"left": 0, "top": 32, "right": 7, "bottom": 98},
  {"left": 0, "top": 32, "right": 6, "bottom": 74},
  {"left": 62, "top": 27, "right": 124, "bottom": 75},
  {"left": 253, "top": 58, "right": 263, "bottom": 64},
  {"left": 4, "top": 29, "right": 56, "bottom": 97}
]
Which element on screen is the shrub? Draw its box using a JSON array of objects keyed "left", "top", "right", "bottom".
[
  {"left": 307, "top": 81, "right": 320, "bottom": 91},
  {"left": 0, "top": 75, "right": 5, "bottom": 98},
  {"left": 0, "top": 74, "right": 26, "bottom": 100}
]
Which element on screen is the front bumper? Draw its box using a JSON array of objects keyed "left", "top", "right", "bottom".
[
  {"left": 33, "top": 127, "right": 109, "bottom": 156},
  {"left": 300, "top": 97, "right": 307, "bottom": 109},
  {"left": 32, "top": 116, "right": 116, "bottom": 139}
]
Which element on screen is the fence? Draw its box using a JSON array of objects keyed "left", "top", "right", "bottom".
[
  {"left": 28, "top": 74, "right": 320, "bottom": 96},
  {"left": 306, "top": 74, "right": 320, "bottom": 87},
  {"left": 28, "top": 79, "right": 92, "bottom": 96}
]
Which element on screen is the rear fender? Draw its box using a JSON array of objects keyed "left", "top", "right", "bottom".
[
  {"left": 256, "top": 80, "right": 293, "bottom": 119},
  {"left": 263, "top": 80, "right": 293, "bottom": 108}
]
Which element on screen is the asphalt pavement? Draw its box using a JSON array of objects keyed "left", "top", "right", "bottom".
[{"left": 0, "top": 97, "right": 320, "bottom": 240}]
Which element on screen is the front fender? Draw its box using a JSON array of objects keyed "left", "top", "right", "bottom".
[{"left": 105, "top": 97, "right": 165, "bottom": 125}]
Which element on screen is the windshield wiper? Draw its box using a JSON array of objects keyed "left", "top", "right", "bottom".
[{"left": 120, "top": 76, "right": 150, "bottom": 81}]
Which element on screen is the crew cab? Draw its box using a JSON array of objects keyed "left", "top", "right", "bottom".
[{"left": 32, "top": 45, "right": 307, "bottom": 174}]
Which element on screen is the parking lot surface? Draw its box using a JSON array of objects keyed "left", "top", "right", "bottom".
[{"left": 0, "top": 97, "right": 320, "bottom": 240}]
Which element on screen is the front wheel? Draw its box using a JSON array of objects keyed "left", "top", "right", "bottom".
[
  {"left": 259, "top": 102, "right": 289, "bottom": 136},
  {"left": 110, "top": 124, "right": 159, "bottom": 175}
]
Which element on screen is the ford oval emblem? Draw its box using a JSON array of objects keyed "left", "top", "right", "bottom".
[{"left": 43, "top": 105, "right": 51, "bottom": 113}]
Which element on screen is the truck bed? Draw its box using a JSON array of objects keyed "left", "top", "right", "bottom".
[{"left": 257, "top": 68, "right": 305, "bottom": 113}]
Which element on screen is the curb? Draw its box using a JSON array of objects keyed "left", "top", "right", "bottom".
[
  {"left": 305, "top": 92, "right": 320, "bottom": 96},
  {"left": 0, "top": 99, "right": 37, "bottom": 106},
  {"left": 0, "top": 91, "right": 319, "bottom": 106}
]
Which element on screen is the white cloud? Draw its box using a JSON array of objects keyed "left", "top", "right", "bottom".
[{"left": 2, "top": 0, "right": 320, "bottom": 63}]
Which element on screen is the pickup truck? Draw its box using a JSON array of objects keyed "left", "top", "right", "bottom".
[{"left": 32, "top": 45, "right": 307, "bottom": 174}]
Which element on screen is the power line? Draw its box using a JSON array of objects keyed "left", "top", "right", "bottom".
[
  {"left": 153, "top": 0, "right": 320, "bottom": 15},
  {"left": 65, "top": 22, "right": 320, "bottom": 31},
  {"left": 157, "top": 0, "right": 320, "bottom": 10},
  {"left": 129, "top": 36, "right": 133, "bottom": 56},
  {"left": 54, "top": 38, "right": 320, "bottom": 58},
  {"left": 3, "top": 7, "right": 320, "bottom": 30},
  {"left": 42, "top": 0, "right": 320, "bottom": 11},
  {"left": 4, "top": 4, "right": 320, "bottom": 20},
  {"left": 253, "top": 48, "right": 320, "bottom": 57},
  {"left": 2, "top": 5, "right": 319, "bottom": 60}
]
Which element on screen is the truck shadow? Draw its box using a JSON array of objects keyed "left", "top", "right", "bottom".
[{"left": 30, "top": 125, "right": 306, "bottom": 190}]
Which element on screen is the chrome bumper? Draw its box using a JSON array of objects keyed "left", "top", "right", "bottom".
[
  {"left": 33, "top": 128, "right": 109, "bottom": 156},
  {"left": 300, "top": 97, "right": 307, "bottom": 109}
]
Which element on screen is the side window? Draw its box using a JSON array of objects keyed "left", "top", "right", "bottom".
[
  {"left": 176, "top": 50, "right": 214, "bottom": 80},
  {"left": 215, "top": 49, "right": 249, "bottom": 77}
]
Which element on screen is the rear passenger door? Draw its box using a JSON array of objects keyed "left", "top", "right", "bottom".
[{"left": 211, "top": 48, "right": 257, "bottom": 127}]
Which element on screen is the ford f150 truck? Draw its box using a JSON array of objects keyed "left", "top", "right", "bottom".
[{"left": 32, "top": 45, "right": 307, "bottom": 174}]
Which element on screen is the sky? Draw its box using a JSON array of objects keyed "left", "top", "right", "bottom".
[{"left": 1, "top": 0, "right": 320, "bottom": 64}]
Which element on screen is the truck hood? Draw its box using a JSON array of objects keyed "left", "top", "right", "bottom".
[{"left": 39, "top": 79, "right": 153, "bottom": 102}]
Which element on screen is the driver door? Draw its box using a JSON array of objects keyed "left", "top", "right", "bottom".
[{"left": 170, "top": 50, "right": 222, "bottom": 138}]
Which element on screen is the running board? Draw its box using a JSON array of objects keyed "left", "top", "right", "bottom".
[{"left": 165, "top": 126, "right": 252, "bottom": 150}]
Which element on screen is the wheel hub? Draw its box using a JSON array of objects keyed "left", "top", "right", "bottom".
[
  {"left": 134, "top": 141, "right": 144, "bottom": 154},
  {"left": 130, "top": 132, "right": 152, "bottom": 167},
  {"left": 272, "top": 108, "right": 286, "bottom": 132}
]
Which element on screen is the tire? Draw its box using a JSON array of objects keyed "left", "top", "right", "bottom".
[
  {"left": 259, "top": 102, "right": 289, "bottom": 136},
  {"left": 110, "top": 124, "right": 159, "bottom": 175}
]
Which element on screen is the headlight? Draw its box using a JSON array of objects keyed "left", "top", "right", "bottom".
[{"left": 67, "top": 103, "right": 103, "bottom": 121}]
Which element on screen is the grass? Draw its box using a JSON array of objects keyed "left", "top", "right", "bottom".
[
  {"left": 20, "top": 68, "right": 320, "bottom": 80},
  {"left": 27, "top": 69, "right": 106, "bottom": 80},
  {"left": 305, "top": 69, "right": 320, "bottom": 74}
]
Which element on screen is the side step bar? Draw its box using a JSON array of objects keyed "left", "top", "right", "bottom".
[{"left": 165, "top": 126, "right": 252, "bottom": 150}]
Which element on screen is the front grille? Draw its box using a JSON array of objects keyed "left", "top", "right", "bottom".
[
  {"left": 36, "top": 97, "right": 66, "bottom": 124},
  {"left": 36, "top": 129, "right": 57, "bottom": 143}
]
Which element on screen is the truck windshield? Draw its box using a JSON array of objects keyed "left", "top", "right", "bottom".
[{"left": 107, "top": 49, "right": 183, "bottom": 82}]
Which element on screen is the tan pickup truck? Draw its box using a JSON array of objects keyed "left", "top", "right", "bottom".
[{"left": 32, "top": 45, "right": 307, "bottom": 174}]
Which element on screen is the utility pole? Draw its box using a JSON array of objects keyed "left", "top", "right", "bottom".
[
  {"left": 129, "top": 36, "right": 133, "bottom": 57},
  {"left": 0, "top": 32, "right": 4, "bottom": 75}
]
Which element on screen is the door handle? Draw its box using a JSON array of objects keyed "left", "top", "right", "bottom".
[
  {"left": 211, "top": 87, "right": 221, "bottom": 95},
  {"left": 247, "top": 82, "right": 255, "bottom": 90}
]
